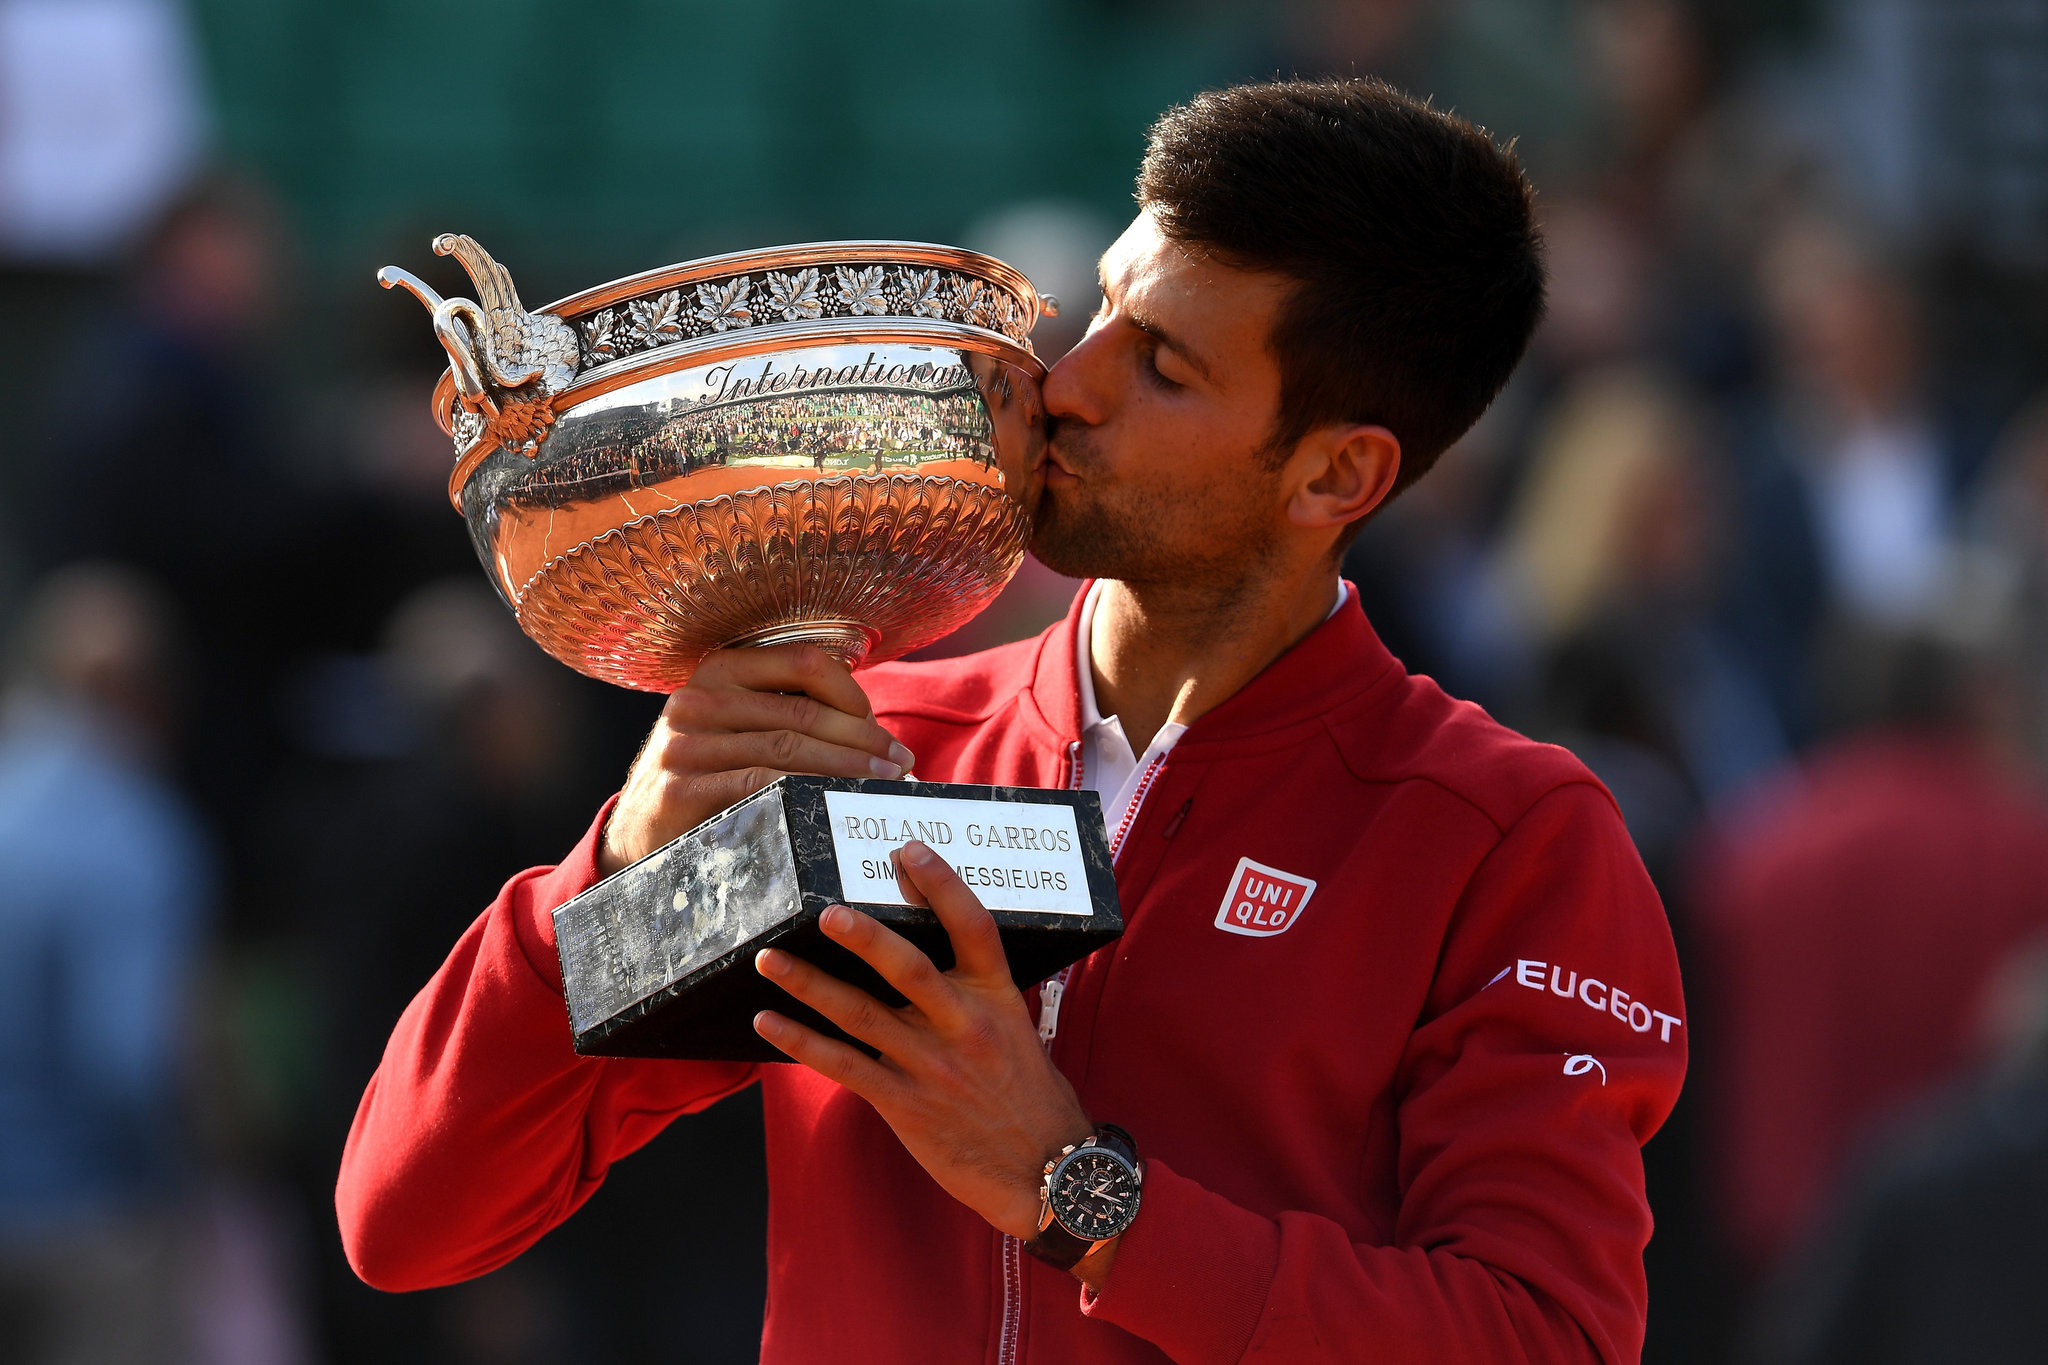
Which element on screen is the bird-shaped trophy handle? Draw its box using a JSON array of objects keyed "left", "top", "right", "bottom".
[{"left": 377, "top": 234, "right": 582, "bottom": 484}]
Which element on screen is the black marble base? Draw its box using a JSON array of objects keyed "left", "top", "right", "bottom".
[{"left": 552, "top": 776, "right": 1122, "bottom": 1060}]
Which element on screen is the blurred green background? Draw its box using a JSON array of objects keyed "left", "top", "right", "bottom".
[
  {"left": 8, "top": 2, "right": 2048, "bottom": 1363},
  {"left": 192, "top": 0, "right": 1237, "bottom": 286}
]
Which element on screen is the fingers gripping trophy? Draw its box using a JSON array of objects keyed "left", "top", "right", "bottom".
[{"left": 381, "top": 235, "right": 1123, "bottom": 1060}]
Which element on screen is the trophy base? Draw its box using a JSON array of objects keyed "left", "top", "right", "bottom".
[{"left": 552, "top": 776, "right": 1121, "bottom": 1061}]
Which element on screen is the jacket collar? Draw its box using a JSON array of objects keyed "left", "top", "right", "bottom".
[
  {"left": 1022, "top": 582, "right": 1090, "bottom": 750},
  {"left": 1023, "top": 578, "right": 1403, "bottom": 755}
]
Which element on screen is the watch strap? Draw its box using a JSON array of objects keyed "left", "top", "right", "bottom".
[
  {"left": 1092, "top": 1123, "right": 1138, "bottom": 1165},
  {"left": 1023, "top": 1212, "right": 1097, "bottom": 1271}
]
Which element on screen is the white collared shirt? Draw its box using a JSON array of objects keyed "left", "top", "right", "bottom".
[{"left": 1074, "top": 578, "right": 1347, "bottom": 843}]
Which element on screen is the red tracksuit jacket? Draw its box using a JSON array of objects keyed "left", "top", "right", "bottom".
[{"left": 338, "top": 583, "right": 1686, "bottom": 1364}]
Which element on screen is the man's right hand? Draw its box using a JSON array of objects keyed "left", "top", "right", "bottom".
[{"left": 598, "top": 644, "right": 914, "bottom": 875}]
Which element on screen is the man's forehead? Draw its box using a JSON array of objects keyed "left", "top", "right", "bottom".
[
  {"left": 1105, "top": 210, "right": 1277, "bottom": 343},
  {"left": 1100, "top": 210, "right": 1222, "bottom": 298}
]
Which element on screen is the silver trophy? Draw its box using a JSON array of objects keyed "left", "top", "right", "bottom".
[{"left": 382, "top": 236, "right": 1121, "bottom": 1059}]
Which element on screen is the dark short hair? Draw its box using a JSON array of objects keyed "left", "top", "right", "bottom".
[{"left": 1138, "top": 78, "right": 1545, "bottom": 507}]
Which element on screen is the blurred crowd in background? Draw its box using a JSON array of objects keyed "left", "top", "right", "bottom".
[{"left": 3, "top": 1, "right": 2047, "bottom": 1362}]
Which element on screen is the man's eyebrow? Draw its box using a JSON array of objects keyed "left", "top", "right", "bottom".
[{"left": 1099, "top": 264, "right": 1217, "bottom": 385}]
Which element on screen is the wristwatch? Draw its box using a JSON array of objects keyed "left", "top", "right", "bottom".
[{"left": 1024, "top": 1124, "right": 1143, "bottom": 1270}]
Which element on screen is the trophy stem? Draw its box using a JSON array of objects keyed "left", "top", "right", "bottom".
[{"left": 724, "top": 620, "right": 879, "bottom": 671}]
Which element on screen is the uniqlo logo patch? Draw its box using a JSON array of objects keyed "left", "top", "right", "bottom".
[{"left": 1213, "top": 858, "right": 1317, "bottom": 938}]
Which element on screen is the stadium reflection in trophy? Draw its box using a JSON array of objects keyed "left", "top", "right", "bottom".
[{"left": 381, "top": 235, "right": 1121, "bottom": 1061}]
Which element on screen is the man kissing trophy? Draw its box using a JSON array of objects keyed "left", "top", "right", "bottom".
[{"left": 344, "top": 78, "right": 1687, "bottom": 1365}]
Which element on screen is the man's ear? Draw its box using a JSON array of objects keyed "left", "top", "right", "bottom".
[{"left": 1284, "top": 424, "right": 1402, "bottom": 533}]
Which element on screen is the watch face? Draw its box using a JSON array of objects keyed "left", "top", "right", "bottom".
[{"left": 1050, "top": 1148, "right": 1140, "bottom": 1241}]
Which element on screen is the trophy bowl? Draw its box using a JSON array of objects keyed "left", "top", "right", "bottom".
[{"left": 380, "top": 235, "right": 1053, "bottom": 692}]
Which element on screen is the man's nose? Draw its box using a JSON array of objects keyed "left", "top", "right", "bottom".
[{"left": 1041, "top": 323, "right": 1113, "bottom": 427}]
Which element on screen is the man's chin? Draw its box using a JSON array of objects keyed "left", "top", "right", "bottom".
[
  {"left": 1028, "top": 541, "right": 1097, "bottom": 581},
  {"left": 1027, "top": 503, "right": 1086, "bottom": 579},
  {"left": 1029, "top": 507, "right": 1128, "bottom": 581}
]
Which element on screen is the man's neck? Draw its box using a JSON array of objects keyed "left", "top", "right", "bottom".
[{"left": 1087, "top": 567, "right": 1343, "bottom": 755}]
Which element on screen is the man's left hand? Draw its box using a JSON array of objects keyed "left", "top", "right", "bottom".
[{"left": 752, "top": 839, "right": 1092, "bottom": 1243}]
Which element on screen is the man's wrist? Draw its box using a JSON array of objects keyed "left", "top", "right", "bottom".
[
  {"left": 595, "top": 800, "right": 631, "bottom": 877},
  {"left": 1020, "top": 1112, "right": 1095, "bottom": 1222},
  {"left": 1072, "top": 1232, "right": 1120, "bottom": 1289}
]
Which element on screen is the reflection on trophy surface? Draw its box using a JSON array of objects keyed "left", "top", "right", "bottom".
[
  {"left": 380, "top": 234, "right": 1052, "bottom": 692},
  {"left": 380, "top": 234, "right": 1116, "bottom": 1060}
]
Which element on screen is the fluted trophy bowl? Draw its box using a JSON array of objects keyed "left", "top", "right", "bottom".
[{"left": 380, "top": 236, "right": 1052, "bottom": 692}]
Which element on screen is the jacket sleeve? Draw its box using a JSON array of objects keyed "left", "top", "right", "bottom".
[
  {"left": 1080, "top": 781, "right": 1687, "bottom": 1364},
  {"left": 335, "top": 800, "right": 761, "bottom": 1291}
]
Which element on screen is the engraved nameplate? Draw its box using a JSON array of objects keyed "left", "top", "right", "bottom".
[{"left": 823, "top": 790, "right": 1091, "bottom": 916}]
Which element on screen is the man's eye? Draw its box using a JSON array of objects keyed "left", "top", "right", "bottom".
[{"left": 1144, "top": 351, "right": 1182, "bottom": 390}]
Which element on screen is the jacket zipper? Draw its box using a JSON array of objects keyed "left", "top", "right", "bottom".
[
  {"left": 1035, "top": 742, "right": 1088, "bottom": 1049},
  {"left": 1001, "top": 741, "right": 1166, "bottom": 1365},
  {"left": 1105, "top": 753, "right": 1169, "bottom": 864},
  {"left": 999, "top": 1233, "right": 1025, "bottom": 1365},
  {"left": 1039, "top": 741, "right": 1168, "bottom": 1048}
]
